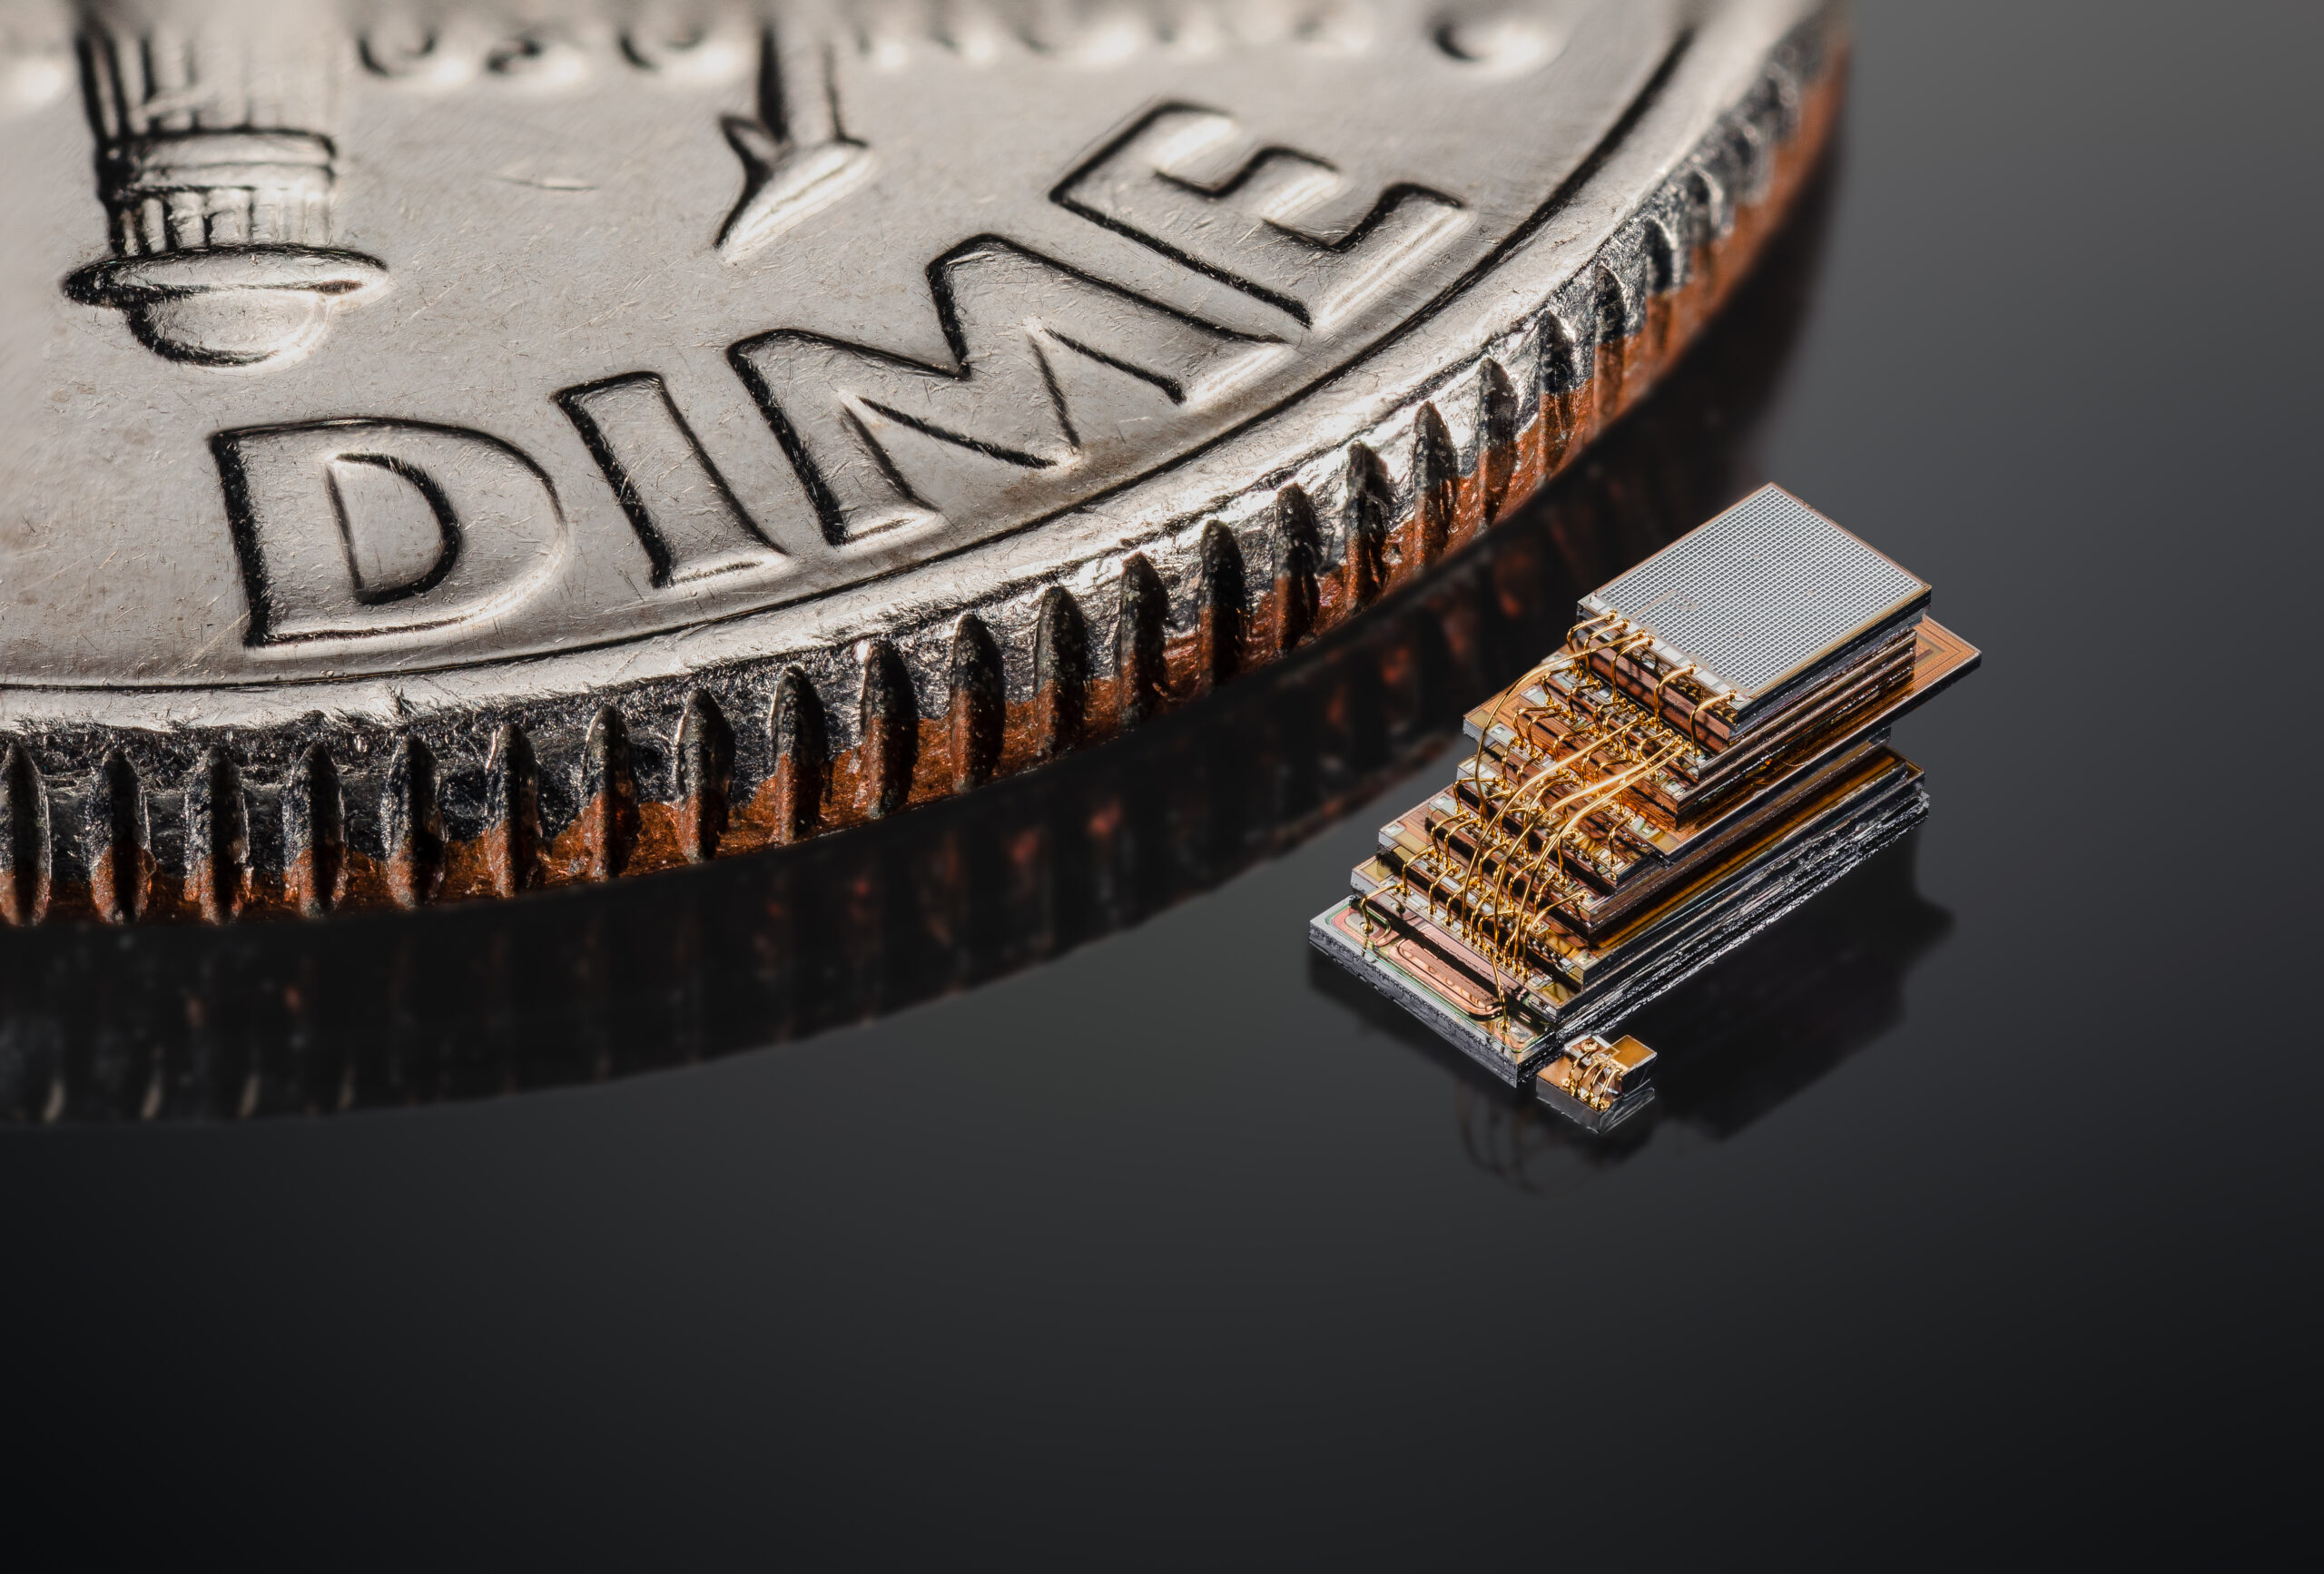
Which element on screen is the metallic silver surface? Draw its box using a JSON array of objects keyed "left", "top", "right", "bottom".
[
  {"left": 0, "top": 0, "right": 1844, "bottom": 920},
  {"left": 0, "top": 135, "right": 1838, "bottom": 1117},
  {"left": 1581, "top": 484, "right": 1925, "bottom": 706}
]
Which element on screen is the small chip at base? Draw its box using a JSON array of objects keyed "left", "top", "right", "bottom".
[{"left": 1535, "top": 1033, "right": 1659, "bottom": 1134}]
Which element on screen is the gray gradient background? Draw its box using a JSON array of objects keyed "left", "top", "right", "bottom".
[{"left": 1, "top": 3, "right": 2312, "bottom": 1563}]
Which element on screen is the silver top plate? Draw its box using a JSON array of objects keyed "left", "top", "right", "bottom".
[{"left": 1581, "top": 485, "right": 1926, "bottom": 705}]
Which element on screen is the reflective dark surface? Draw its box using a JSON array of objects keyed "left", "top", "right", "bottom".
[{"left": 2, "top": 3, "right": 2312, "bottom": 1562}]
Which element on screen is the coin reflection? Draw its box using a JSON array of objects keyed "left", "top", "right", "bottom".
[{"left": 0, "top": 149, "right": 1837, "bottom": 1123}]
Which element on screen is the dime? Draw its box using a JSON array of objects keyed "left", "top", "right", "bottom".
[
  {"left": 0, "top": 185, "right": 1837, "bottom": 1122},
  {"left": 0, "top": 0, "right": 1844, "bottom": 922}
]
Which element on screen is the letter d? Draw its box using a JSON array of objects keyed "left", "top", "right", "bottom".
[{"left": 213, "top": 419, "right": 565, "bottom": 645}]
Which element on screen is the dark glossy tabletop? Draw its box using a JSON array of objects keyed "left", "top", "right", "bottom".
[{"left": 3, "top": 2, "right": 2312, "bottom": 1562}]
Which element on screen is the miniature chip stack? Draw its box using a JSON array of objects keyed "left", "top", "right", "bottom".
[{"left": 1311, "top": 486, "right": 1978, "bottom": 1130}]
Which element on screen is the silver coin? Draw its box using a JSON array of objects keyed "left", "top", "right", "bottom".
[
  {"left": 0, "top": 188, "right": 1838, "bottom": 1122},
  {"left": 0, "top": 0, "right": 1842, "bottom": 922}
]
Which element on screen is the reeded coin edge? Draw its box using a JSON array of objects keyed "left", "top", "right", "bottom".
[{"left": 0, "top": 6, "right": 1843, "bottom": 926}]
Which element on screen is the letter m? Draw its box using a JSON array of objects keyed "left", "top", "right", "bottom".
[{"left": 731, "top": 237, "right": 1277, "bottom": 544}]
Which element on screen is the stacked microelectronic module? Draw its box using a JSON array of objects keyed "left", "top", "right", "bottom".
[{"left": 1311, "top": 487, "right": 1978, "bottom": 1100}]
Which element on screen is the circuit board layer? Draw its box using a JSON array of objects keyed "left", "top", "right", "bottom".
[{"left": 1311, "top": 487, "right": 1978, "bottom": 1099}]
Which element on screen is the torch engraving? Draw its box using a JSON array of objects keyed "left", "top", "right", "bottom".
[{"left": 63, "top": 0, "right": 386, "bottom": 368}]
